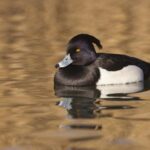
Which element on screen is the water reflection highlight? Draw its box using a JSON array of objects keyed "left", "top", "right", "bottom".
[{"left": 55, "top": 82, "right": 148, "bottom": 119}]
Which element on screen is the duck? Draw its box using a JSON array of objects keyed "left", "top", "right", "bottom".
[{"left": 54, "top": 34, "right": 150, "bottom": 86}]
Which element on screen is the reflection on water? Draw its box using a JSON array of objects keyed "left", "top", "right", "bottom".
[
  {"left": 55, "top": 82, "right": 146, "bottom": 119},
  {"left": 54, "top": 82, "right": 150, "bottom": 149},
  {"left": 55, "top": 82, "right": 150, "bottom": 149},
  {"left": 0, "top": 0, "right": 150, "bottom": 150}
]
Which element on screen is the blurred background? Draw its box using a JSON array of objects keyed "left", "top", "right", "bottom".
[{"left": 0, "top": 0, "right": 150, "bottom": 150}]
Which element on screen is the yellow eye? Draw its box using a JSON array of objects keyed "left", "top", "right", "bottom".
[{"left": 76, "top": 49, "right": 80, "bottom": 52}]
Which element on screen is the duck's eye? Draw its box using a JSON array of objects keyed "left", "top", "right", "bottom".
[{"left": 76, "top": 49, "right": 80, "bottom": 53}]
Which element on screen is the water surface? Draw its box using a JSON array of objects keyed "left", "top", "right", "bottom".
[{"left": 0, "top": 0, "right": 150, "bottom": 150}]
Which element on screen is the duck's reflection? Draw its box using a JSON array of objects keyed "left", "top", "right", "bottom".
[
  {"left": 54, "top": 82, "right": 147, "bottom": 119},
  {"left": 55, "top": 85, "right": 100, "bottom": 118},
  {"left": 96, "top": 82, "right": 144, "bottom": 100}
]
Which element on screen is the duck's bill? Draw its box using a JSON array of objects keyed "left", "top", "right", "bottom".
[{"left": 55, "top": 54, "right": 73, "bottom": 68}]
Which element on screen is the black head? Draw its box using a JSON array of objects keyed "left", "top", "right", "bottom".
[
  {"left": 56, "top": 34, "right": 103, "bottom": 68},
  {"left": 67, "top": 34, "right": 102, "bottom": 52}
]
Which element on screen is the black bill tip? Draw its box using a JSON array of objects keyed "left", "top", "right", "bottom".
[{"left": 55, "top": 63, "right": 59, "bottom": 68}]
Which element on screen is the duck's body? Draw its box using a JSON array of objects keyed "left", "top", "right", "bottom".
[
  {"left": 96, "top": 53, "right": 149, "bottom": 85},
  {"left": 54, "top": 34, "right": 150, "bottom": 86}
]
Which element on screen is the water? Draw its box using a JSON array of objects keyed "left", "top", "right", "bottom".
[{"left": 0, "top": 0, "right": 150, "bottom": 150}]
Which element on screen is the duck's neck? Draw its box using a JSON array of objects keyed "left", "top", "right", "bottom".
[
  {"left": 62, "top": 65, "right": 87, "bottom": 77},
  {"left": 55, "top": 64, "right": 100, "bottom": 86}
]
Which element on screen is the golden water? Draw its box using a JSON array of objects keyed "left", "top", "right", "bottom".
[{"left": 0, "top": 0, "right": 150, "bottom": 150}]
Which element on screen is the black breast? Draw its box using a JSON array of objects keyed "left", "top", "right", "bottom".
[{"left": 54, "top": 64, "right": 100, "bottom": 86}]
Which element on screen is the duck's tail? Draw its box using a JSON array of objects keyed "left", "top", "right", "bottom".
[
  {"left": 147, "top": 62, "right": 150, "bottom": 79},
  {"left": 141, "top": 61, "right": 150, "bottom": 79},
  {"left": 148, "top": 63, "right": 150, "bottom": 79}
]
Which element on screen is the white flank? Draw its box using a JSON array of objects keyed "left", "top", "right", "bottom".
[{"left": 96, "top": 65, "right": 144, "bottom": 85}]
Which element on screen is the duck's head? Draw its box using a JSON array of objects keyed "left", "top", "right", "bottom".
[{"left": 55, "top": 34, "right": 102, "bottom": 68}]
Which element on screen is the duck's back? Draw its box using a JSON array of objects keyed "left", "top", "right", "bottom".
[{"left": 95, "top": 53, "right": 150, "bottom": 85}]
